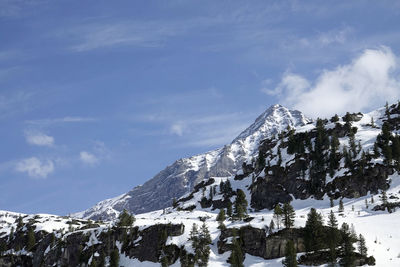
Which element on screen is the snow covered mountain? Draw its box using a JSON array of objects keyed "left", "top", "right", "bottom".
[
  {"left": 74, "top": 104, "right": 311, "bottom": 220},
  {"left": 2, "top": 103, "right": 400, "bottom": 267}
]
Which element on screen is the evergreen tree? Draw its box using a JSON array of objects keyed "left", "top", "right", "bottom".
[
  {"left": 117, "top": 209, "right": 135, "bottom": 227},
  {"left": 16, "top": 216, "right": 23, "bottom": 229},
  {"left": 109, "top": 248, "right": 120, "bottom": 267},
  {"left": 188, "top": 223, "right": 199, "bottom": 252},
  {"left": 229, "top": 229, "right": 244, "bottom": 267},
  {"left": 358, "top": 234, "right": 368, "bottom": 257},
  {"left": 327, "top": 211, "right": 340, "bottom": 264},
  {"left": 273, "top": 205, "right": 283, "bottom": 229},
  {"left": 172, "top": 197, "right": 178, "bottom": 208},
  {"left": 339, "top": 199, "right": 344, "bottom": 213},
  {"left": 385, "top": 101, "right": 390, "bottom": 119},
  {"left": 282, "top": 203, "right": 295, "bottom": 229},
  {"left": 27, "top": 227, "right": 36, "bottom": 251},
  {"left": 0, "top": 239, "right": 6, "bottom": 256},
  {"left": 233, "top": 189, "right": 248, "bottom": 220},
  {"left": 330, "top": 197, "right": 334, "bottom": 208},
  {"left": 340, "top": 223, "right": 356, "bottom": 267},
  {"left": 304, "top": 208, "right": 324, "bottom": 253},
  {"left": 268, "top": 219, "right": 275, "bottom": 234},
  {"left": 227, "top": 201, "right": 233, "bottom": 218},
  {"left": 381, "top": 190, "right": 388, "bottom": 205},
  {"left": 371, "top": 117, "right": 375, "bottom": 127},
  {"left": 282, "top": 240, "right": 298, "bottom": 267},
  {"left": 257, "top": 150, "right": 266, "bottom": 169},
  {"left": 216, "top": 209, "right": 226, "bottom": 230},
  {"left": 331, "top": 114, "right": 339, "bottom": 123},
  {"left": 349, "top": 132, "right": 357, "bottom": 156},
  {"left": 189, "top": 223, "right": 212, "bottom": 267},
  {"left": 9, "top": 226, "right": 14, "bottom": 241},
  {"left": 277, "top": 147, "right": 282, "bottom": 166},
  {"left": 329, "top": 134, "right": 340, "bottom": 177}
]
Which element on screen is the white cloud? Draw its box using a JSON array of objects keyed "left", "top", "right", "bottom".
[
  {"left": 266, "top": 47, "right": 400, "bottom": 118},
  {"left": 318, "top": 27, "right": 352, "bottom": 45},
  {"left": 26, "top": 116, "right": 97, "bottom": 126},
  {"left": 15, "top": 157, "right": 54, "bottom": 178},
  {"left": 80, "top": 151, "right": 99, "bottom": 166},
  {"left": 25, "top": 131, "right": 54, "bottom": 146},
  {"left": 170, "top": 122, "right": 185, "bottom": 136}
]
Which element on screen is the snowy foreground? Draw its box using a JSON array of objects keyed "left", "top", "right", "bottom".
[{"left": 2, "top": 174, "right": 398, "bottom": 266}]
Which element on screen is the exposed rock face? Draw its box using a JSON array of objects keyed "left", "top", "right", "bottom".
[
  {"left": 75, "top": 105, "right": 310, "bottom": 220},
  {"left": 218, "top": 226, "right": 305, "bottom": 259},
  {"left": 0, "top": 223, "right": 185, "bottom": 267},
  {"left": 247, "top": 113, "right": 396, "bottom": 211}
]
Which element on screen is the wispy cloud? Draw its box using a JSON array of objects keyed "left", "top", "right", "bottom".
[
  {"left": 0, "top": 91, "right": 34, "bottom": 119},
  {"left": 25, "top": 131, "right": 54, "bottom": 146},
  {"left": 79, "top": 141, "right": 111, "bottom": 166},
  {"left": 15, "top": 157, "right": 54, "bottom": 178},
  {"left": 26, "top": 116, "right": 98, "bottom": 126},
  {"left": 62, "top": 17, "right": 219, "bottom": 52},
  {"left": 79, "top": 151, "right": 99, "bottom": 166},
  {"left": 264, "top": 47, "right": 400, "bottom": 118},
  {"left": 134, "top": 111, "right": 254, "bottom": 148}
]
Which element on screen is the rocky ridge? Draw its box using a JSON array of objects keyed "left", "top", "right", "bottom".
[{"left": 75, "top": 104, "right": 311, "bottom": 220}]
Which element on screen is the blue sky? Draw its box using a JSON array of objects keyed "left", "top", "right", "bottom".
[{"left": 1, "top": 0, "right": 400, "bottom": 215}]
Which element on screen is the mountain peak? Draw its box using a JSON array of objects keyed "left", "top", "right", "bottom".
[{"left": 233, "top": 104, "right": 310, "bottom": 142}]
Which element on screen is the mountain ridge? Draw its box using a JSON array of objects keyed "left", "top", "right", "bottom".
[{"left": 74, "top": 104, "right": 311, "bottom": 220}]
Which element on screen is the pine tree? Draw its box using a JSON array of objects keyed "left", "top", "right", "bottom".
[
  {"left": 385, "top": 101, "right": 390, "bottom": 119},
  {"left": 282, "top": 203, "right": 295, "bottom": 229},
  {"left": 358, "top": 234, "right": 368, "bottom": 257},
  {"left": 172, "top": 197, "right": 178, "bottom": 208},
  {"left": 273, "top": 205, "right": 283, "bottom": 229},
  {"left": 349, "top": 132, "right": 357, "bottom": 157},
  {"left": 268, "top": 219, "right": 275, "bottom": 234},
  {"left": 197, "top": 223, "right": 212, "bottom": 267},
  {"left": 27, "top": 227, "right": 36, "bottom": 251},
  {"left": 0, "top": 239, "right": 6, "bottom": 256},
  {"left": 227, "top": 201, "right": 233, "bottom": 218},
  {"left": 304, "top": 208, "right": 324, "bottom": 253},
  {"left": 381, "top": 190, "right": 388, "bottom": 205},
  {"left": 329, "top": 134, "right": 340, "bottom": 177},
  {"left": 282, "top": 240, "right": 298, "bottom": 267},
  {"left": 229, "top": 229, "right": 244, "bottom": 267},
  {"left": 277, "top": 147, "right": 282, "bottom": 166},
  {"left": 327, "top": 211, "right": 340, "bottom": 264},
  {"left": 365, "top": 199, "right": 369, "bottom": 209},
  {"left": 371, "top": 195, "right": 374, "bottom": 204},
  {"left": 9, "top": 226, "right": 14, "bottom": 241},
  {"left": 331, "top": 114, "right": 339, "bottom": 123},
  {"left": 16, "top": 216, "right": 23, "bottom": 229},
  {"left": 188, "top": 223, "right": 199, "bottom": 252},
  {"left": 233, "top": 189, "right": 248, "bottom": 220},
  {"left": 189, "top": 223, "right": 212, "bottom": 267},
  {"left": 117, "top": 209, "right": 135, "bottom": 227},
  {"left": 330, "top": 197, "right": 334, "bottom": 208},
  {"left": 338, "top": 199, "right": 344, "bottom": 213},
  {"left": 257, "top": 150, "right": 266, "bottom": 169},
  {"left": 340, "top": 223, "right": 356, "bottom": 267},
  {"left": 216, "top": 209, "right": 226, "bottom": 230},
  {"left": 109, "top": 248, "right": 120, "bottom": 267}
]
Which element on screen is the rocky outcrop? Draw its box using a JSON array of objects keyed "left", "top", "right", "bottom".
[
  {"left": 0, "top": 223, "right": 185, "bottom": 267},
  {"left": 218, "top": 226, "right": 305, "bottom": 259}
]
